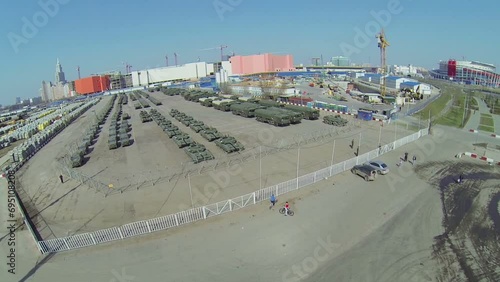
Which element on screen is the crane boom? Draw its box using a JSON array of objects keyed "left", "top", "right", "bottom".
[{"left": 376, "top": 29, "right": 389, "bottom": 96}]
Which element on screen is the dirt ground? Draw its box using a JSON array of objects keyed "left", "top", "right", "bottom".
[{"left": 15, "top": 91, "right": 415, "bottom": 238}]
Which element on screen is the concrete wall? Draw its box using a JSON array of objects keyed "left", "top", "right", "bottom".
[
  {"left": 230, "top": 53, "right": 295, "bottom": 75},
  {"left": 131, "top": 62, "right": 215, "bottom": 87},
  {"left": 229, "top": 86, "right": 298, "bottom": 96}
]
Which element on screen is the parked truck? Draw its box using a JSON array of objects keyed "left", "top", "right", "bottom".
[
  {"left": 254, "top": 109, "right": 291, "bottom": 126},
  {"left": 257, "top": 99, "right": 283, "bottom": 108},
  {"left": 213, "top": 99, "right": 238, "bottom": 111},
  {"left": 284, "top": 104, "right": 320, "bottom": 120},
  {"left": 230, "top": 102, "right": 264, "bottom": 118},
  {"left": 268, "top": 108, "right": 302, "bottom": 124}
]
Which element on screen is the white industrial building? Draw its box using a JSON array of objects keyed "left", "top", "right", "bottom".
[
  {"left": 385, "top": 76, "right": 417, "bottom": 89},
  {"left": 131, "top": 62, "right": 216, "bottom": 87},
  {"left": 400, "top": 81, "right": 431, "bottom": 95},
  {"left": 389, "top": 64, "right": 418, "bottom": 76},
  {"left": 360, "top": 73, "right": 383, "bottom": 84}
]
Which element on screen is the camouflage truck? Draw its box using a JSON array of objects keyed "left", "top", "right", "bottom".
[
  {"left": 254, "top": 108, "right": 291, "bottom": 127},
  {"left": 230, "top": 102, "right": 264, "bottom": 118},
  {"left": 283, "top": 104, "right": 320, "bottom": 120},
  {"left": 323, "top": 115, "right": 348, "bottom": 126},
  {"left": 213, "top": 99, "right": 237, "bottom": 111},
  {"left": 257, "top": 99, "right": 284, "bottom": 108},
  {"left": 268, "top": 108, "right": 302, "bottom": 124}
]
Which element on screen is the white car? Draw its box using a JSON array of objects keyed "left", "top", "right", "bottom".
[{"left": 367, "top": 160, "right": 389, "bottom": 175}]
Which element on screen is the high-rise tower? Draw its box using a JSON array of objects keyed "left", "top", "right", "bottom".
[{"left": 55, "top": 58, "right": 66, "bottom": 84}]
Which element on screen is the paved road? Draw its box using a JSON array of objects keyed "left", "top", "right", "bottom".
[
  {"left": 2, "top": 126, "right": 490, "bottom": 282},
  {"left": 465, "top": 97, "right": 500, "bottom": 134}
]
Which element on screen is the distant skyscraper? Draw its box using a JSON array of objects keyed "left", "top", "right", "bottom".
[
  {"left": 15, "top": 97, "right": 21, "bottom": 104},
  {"left": 331, "top": 56, "right": 350, "bottom": 67},
  {"left": 55, "top": 58, "right": 66, "bottom": 84}
]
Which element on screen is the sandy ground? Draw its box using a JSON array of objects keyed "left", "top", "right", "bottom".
[
  {"left": 1, "top": 124, "right": 498, "bottom": 282},
  {"left": 13, "top": 91, "right": 416, "bottom": 238}
]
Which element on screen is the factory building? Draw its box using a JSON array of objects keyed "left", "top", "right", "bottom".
[
  {"left": 359, "top": 73, "right": 383, "bottom": 84},
  {"left": 230, "top": 53, "right": 295, "bottom": 75},
  {"left": 75, "top": 76, "right": 110, "bottom": 95},
  {"left": 400, "top": 81, "right": 431, "bottom": 95},
  {"left": 431, "top": 59, "right": 500, "bottom": 87},
  {"left": 385, "top": 76, "right": 416, "bottom": 89},
  {"left": 131, "top": 62, "right": 215, "bottom": 87}
]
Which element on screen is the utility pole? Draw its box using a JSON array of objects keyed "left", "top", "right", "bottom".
[
  {"left": 77, "top": 66, "right": 80, "bottom": 79},
  {"left": 174, "top": 53, "right": 178, "bottom": 66},
  {"left": 165, "top": 55, "right": 169, "bottom": 67}
]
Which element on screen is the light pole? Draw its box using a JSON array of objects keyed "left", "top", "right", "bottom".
[
  {"left": 378, "top": 124, "right": 382, "bottom": 147},
  {"left": 394, "top": 121, "right": 398, "bottom": 143},
  {"left": 188, "top": 174, "right": 194, "bottom": 208},
  {"left": 329, "top": 140, "right": 336, "bottom": 176},
  {"left": 259, "top": 146, "right": 262, "bottom": 189},
  {"left": 296, "top": 146, "right": 300, "bottom": 189}
]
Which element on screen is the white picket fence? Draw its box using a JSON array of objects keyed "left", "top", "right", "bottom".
[{"left": 37, "top": 129, "right": 427, "bottom": 254}]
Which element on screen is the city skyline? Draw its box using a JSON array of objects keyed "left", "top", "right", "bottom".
[{"left": 1, "top": 0, "right": 499, "bottom": 105}]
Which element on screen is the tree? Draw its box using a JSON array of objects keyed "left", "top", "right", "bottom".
[
  {"left": 219, "top": 83, "right": 232, "bottom": 95},
  {"left": 259, "top": 80, "right": 274, "bottom": 99}
]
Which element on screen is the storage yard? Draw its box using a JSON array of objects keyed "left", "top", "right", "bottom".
[{"left": 12, "top": 89, "right": 416, "bottom": 239}]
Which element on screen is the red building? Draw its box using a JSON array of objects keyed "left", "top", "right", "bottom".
[{"left": 75, "top": 76, "right": 110, "bottom": 95}]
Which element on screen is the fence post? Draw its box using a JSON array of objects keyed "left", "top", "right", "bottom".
[
  {"left": 229, "top": 200, "right": 232, "bottom": 211},
  {"left": 343, "top": 161, "right": 346, "bottom": 171},
  {"left": 117, "top": 227, "right": 124, "bottom": 239},
  {"left": 202, "top": 206, "right": 207, "bottom": 219},
  {"left": 63, "top": 238, "right": 70, "bottom": 250},
  {"left": 253, "top": 192, "right": 256, "bottom": 204},
  {"left": 313, "top": 172, "right": 316, "bottom": 183},
  {"left": 90, "top": 233, "right": 97, "bottom": 245},
  {"left": 275, "top": 186, "right": 278, "bottom": 196},
  {"left": 146, "top": 221, "right": 151, "bottom": 233}
]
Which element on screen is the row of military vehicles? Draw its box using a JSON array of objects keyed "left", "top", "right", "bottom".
[
  {"left": 159, "top": 88, "right": 347, "bottom": 128},
  {"left": 149, "top": 109, "right": 215, "bottom": 164},
  {"left": 70, "top": 94, "right": 119, "bottom": 167},
  {"left": 108, "top": 95, "right": 133, "bottom": 150},
  {"left": 129, "top": 91, "right": 151, "bottom": 109}
]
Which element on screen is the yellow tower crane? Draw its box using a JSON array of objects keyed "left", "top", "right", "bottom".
[{"left": 376, "top": 29, "right": 390, "bottom": 96}]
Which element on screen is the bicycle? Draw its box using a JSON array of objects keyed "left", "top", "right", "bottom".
[{"left": 279, "top": 207, "right": 294, "bottom": 216}]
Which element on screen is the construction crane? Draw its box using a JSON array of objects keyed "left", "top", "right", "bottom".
[
  {"left": 77, "top": 66, "right": 80, "bottom": 79},
  {"left": 174, "top": 53, "right": 178, "bottom": 66},
  {"left": 199, "top": 45, "right": 227, "bottom": 61},
  {"left": 376, "top": 29, "right": 390, "bottom": 96},
  {"left": 165, "top": 55, "right": 169, "bottom": 67}
]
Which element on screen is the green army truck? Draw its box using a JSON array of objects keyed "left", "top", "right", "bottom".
[
  {"left": 284, "top": 104, "right": 320, "bottom": 120},
  {"left": 230, "top": 102, "right": 264, "bottom": 118},
  {"left": 268, "top": 107, "right": 302, "bottom": 124},
  {"left": 254, "top": 108, "right": 291, "bottom": 127}
]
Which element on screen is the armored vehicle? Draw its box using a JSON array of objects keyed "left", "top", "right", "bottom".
[
  {"left": 169, "top": 109, "right": 180, "bottom": 117},
  {"left": 122, "top": 113, "right": 130, "bottom": 120},
  {"left": 175, "top": 113, "right": 187, "bottom": 121},
  {"left": 139, "top": 111, "right": 152, "bottom": 123},
  {"left": 180, "top": 116, "right": 194, "bottom": 126},
  {"left": 134, "top": 102, "right": 142, "bottom": 109},
  {"left": 165, "top": 128, "right": 182, "bottom": 138},
  {"left": 121, "top": 137, "right": 132, "bottom": 147},
  {"left": 173, "top": 133, "right": 193, "bottom": 148},
  {"left": 189, "top": 121, "right": 207, "bottom": 133},
  {"left": 254, "top": 109, "right": 291, "bottom": 127},
  {"left": 200, "top": 128, "right": 222, "bottom": 141},
  {"left": 215, "top": 136, "right": 245, "bottom": 153},
  {"left": 323, "top": 115, "right": 348, "bottom": 127},
  {"left": 200, "top": 97, "right": 219, "bottom": 107},
  {"left": 283, "top": 104, "right": 320, "bottom": 120},
  {"left": 108, "top": 139, "right": 119, "bottom": 150},
  {"left": 230, "top": 102, "right": 264, "bottom": 118},
  {"left": 268, "top": 108, "right": 302, "bottom": 124},
  {"left": 70, "top": 154, "right": 83, "bottom": 168},
  {"left": 184, "top": 143, "right": 214, "bottom": 164}
]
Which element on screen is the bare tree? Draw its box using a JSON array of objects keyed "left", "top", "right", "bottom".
[
  {"left": 259, "top": 80, "right": 275, "bottom": 99},
  {"left": 219, "top": 83, "right": 232, "bottom": 95}
]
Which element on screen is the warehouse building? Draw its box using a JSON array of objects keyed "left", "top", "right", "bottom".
[
  {"left": 131, "top": 62, "right": 215, "bottom": 87},
  {"left": 385, "top": 76, "right": 416, "bottom": 89},
  {"left": 400, "top": 81, "right": 431, "bottom": 95},
  {"left": 360, "top": 73, "right": 383, "bottom": 84},
  {"left": 230, "top": 53, "right": 295, "bottom": 75},
  {"left": 75, "top": 76, "right": 110, "bottom": 95}
]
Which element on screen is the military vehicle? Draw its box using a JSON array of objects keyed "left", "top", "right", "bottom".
[
  {"left": 323, "top": 115, "right": 348, "bottom": 126},
  {"left": 173, "top": 133, "right": 193, "bottom": 148},
  {"left": 283, "top": 104, "right": 320, "bottom": 120},
  {"left": 108, "top": 139, "right": 119, "bottom": 150},
  {"left": 238, "top": 97, "right": 257, "bottom": 103},
  {"left": 215, "top": 136, "right": 245, "bottom": 153},
  {"left": 200, "top": 128, "right": 222, "bottom": 141},
  {"left": 169, "top": 109, "right": 180, "bottom": 117},
  {"left": 257, "top": 99, "right": 284, "bottom": 108},
  {"left": 180, "top": 116, "right": 194, "bottom": 126},
  {"left": 71, "top": 154, "right": 83, "bottom": 168},
  {"left": 189, "top": 121, "right": 207, "bottom": 133},
  {"left": 268, "top": 107, "right": 302, "bottom": 124},
  {"left": 140, "top": 111, "right": 152, "bottom": 123},
  {"left": 200, "top": 97, "right": 219, "bottom": 107},
  {"left": 188, "top": 92, "right": 211, "bottom": 102},
  {"left": 230, "top": 102, "right": 264, "bottom": 118},
  {"left": 165, "top": 128, "right": 182, "bottom": 138},
  {"left": 213, "top": 99, "right": 238, "bottom": 111},
  {"left": 163, "top": 88, "right": 182, "bottom": 96},
  {"left": 122, "top": 113, "right": 130, "bottom": 120},
  {"left": 134, "top": 102, "right": 142, "bottom": 109},
  {"left": 184, "top": 143, "right": 214, "bottom": 164},
  {"left": 254, "top": 109, "right": 291, "bottom": 126},
  {"left": 175, "top": 113, "right": 187, "bottom": 121},
  {"left": 121, "top": 137, "right": 132, "bottom": 147}
]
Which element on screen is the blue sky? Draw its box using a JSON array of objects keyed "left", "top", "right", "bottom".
[{"left": 0, "top": 0, "right": 499, "bottom": 106}]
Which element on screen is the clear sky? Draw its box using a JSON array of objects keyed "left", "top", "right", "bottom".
[{"left": 0, "top": 0, "right": 499, "bottom": 106}]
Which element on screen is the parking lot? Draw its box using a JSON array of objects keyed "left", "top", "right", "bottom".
[{"left": 17, "top": 91, "right": 416, "bottom": 238}]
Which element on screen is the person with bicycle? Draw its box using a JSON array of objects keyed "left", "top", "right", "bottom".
[
  {"left": 284, "top": 201, "right": 290, "bottom": 216},
  {"left": 269, "top": 194, "right": 277, "bottom": 209}
]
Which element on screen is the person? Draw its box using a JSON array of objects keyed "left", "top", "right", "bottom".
[
  {"left": 412, "top": 155, "right": 417, "bottom": 165},
  {"left": 397, "top": 159, "right": 403, "bottom": 167},
  {"left": 269, "top": 194, "right": 276, "bottom": 209},
  {"left": 284, "top": 201, "right": 290, "bottom": 216},
  {"left": 458, "top": 174, "right": 463, "bottom": 183},
  {"left": 59, "top": 174, "right": 64, "bottom": 184},
  {"left": 404, "top": 152, "right": 409, "bottom": 162}
]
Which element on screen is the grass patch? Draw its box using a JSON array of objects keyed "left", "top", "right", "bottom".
[
  {"left": 478, "top": 125, "right": 495, "bottom": 132},
  {"left": 480, "top": 116, "right": 494, "bottom": 127},
  {"left": 414, "top": 92, "right": 451, "bottom": 120},
  {"left": 469, "top": 97, "right": 479, "bottom": 110},
  {"left": 480, "top": 113, "right": 492, "bottom": 118}
]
